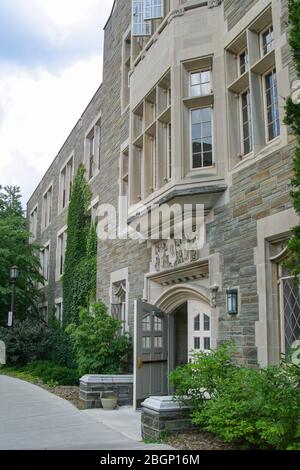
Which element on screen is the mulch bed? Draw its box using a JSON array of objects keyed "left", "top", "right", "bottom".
[
  {"left": 40, "top": 384, "right": 85, "bottom": 410},
  {"left": 166, "top": 429, "right": 239, "bottom": 451}
]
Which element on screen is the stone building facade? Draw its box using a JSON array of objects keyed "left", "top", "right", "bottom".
[{"left": 27, "top": 0, "right": 299, "bottom": 406}]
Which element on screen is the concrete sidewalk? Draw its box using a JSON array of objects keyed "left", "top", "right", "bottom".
[{"left": 0, "top": 375, "right": 172, "bottom": 450}]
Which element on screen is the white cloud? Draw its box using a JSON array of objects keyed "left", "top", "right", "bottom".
[
  {"left": 0, "top": 0, "right": 115, "bottom": 206},
  {"left": 0, "top": 56, "right": 102, "bottom": 205}
]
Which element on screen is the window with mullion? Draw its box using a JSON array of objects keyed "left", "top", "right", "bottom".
[
  {"left": 89, "top": 134, "right": 95, "bottom": 180},
  {"left": 190, "top": 70, "right": 211, "bottom": 97},
  {"left": 262, "top": 25, "right": 274, "bottom": 56},
  {"left": 241, "top": 89, "right": 253, "bottom": 155},
  {"left": 265, "top": 69, "right": 280, "bottom": 141},
  {"left": 191, "top": 107, "right": 212, "bottom": 169},
  {"left": 239, "top": 49, "right": 248, "bottom": 76}
]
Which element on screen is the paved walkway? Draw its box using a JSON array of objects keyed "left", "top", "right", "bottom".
[{"left": 0, "top": 375, "right": 172, "bottom": 450}]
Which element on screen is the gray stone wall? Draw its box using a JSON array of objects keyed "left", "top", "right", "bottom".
[
  {"left": 224, "top": 0, "right": 259, "bottom": 30},
  {"left": 97, "top": 0, "right": 151, "bottom": 334},
  {"left": 27, "top": 87, "right": 102, "bottom": 314},
  {"left": 208, "top": 144, "right": 294, "bottom": 366}
]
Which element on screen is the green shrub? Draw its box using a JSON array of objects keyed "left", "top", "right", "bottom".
[
  {"left": 48, "top": 312, "right": 76, "bottom": 369},
  {"left": 24, "top": 361, "right": 79, "bottom": 386},
  {"left": 170, "top": 345, "right": 300, "bottom": 450},
  {"left": 0, "top": 319, "right": 52, "bottom": 365},
  {"left": 170, "top": 342, "right": 236, "bottom": 409},
  {"left": 66, "top": 301, "right": 132, "bottom": 377}
]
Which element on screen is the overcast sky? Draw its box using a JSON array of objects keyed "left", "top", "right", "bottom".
[{"left": 0, "top": 0, "right": 114, "bottom": 206}]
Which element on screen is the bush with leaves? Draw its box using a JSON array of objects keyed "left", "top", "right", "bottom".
[
  {"left": 66, "top": 301, "right": 132, "bottom": 377},
  {"left": 24, "top": 361, "right": 79, "bottom": 386},
  {"left": 48, "top": 310, "right": 76, "bottom": 369},
  {"left": 0, "top": 319, "right": 52, "bottom": 365},
  {"left": 170, "top": 342, "right": 236, "bottom": 409},
  {"left": 170, "top": 345, "right": 300, "bottom": 450}
]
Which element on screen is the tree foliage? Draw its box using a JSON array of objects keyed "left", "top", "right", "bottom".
[
  {"left": 284, "top": 0, "right": 300, "bottom": 274},
  {"left": 66, "top": 302, "right": 132, "bottom": 377},
  {"left": 0, "top": 318, "right": 52, "bottom": 365},
  {"left": 0, "top": 186, "right": 43, "bottom": 324},
  {"left": 62, "top": 165, "right": 97, "bottom": 326}
]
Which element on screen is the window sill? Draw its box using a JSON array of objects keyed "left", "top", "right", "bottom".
[
  {"left": 186, "top": 165, "right": 217, "bottom": 178},
  {"left": 88, "top": 170, "right": 100, "bottom": 185}
]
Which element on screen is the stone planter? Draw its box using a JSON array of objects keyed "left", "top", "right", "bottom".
[
  {"left": 79, "top": 375, "right": 133, "bottom": 409},
  {"left": 101, "top": 391, "right": 118, "bottom": 410}
]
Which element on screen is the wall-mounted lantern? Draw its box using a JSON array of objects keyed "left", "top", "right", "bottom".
[{"left": 227, "top": 288, "right": 238, "bottom": 316}]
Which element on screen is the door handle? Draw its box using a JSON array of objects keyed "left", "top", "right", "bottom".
[{"left": 137, "top": 357, "right": 143, "bottom": 369}]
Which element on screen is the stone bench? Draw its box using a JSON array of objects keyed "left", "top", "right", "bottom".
[
  {"left": 141, "top": 396, "right": 195, "bottom": 441},
  {"left": 79, "top": 375, "right": 133, "bottom": 409}
]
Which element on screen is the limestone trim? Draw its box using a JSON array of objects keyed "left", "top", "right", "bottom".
[
  {"left": 255, "top": 208, "right": 300, "bottom": 367},
  {"left": 153, "top": 283, "right": 210, "bottom": 313}
]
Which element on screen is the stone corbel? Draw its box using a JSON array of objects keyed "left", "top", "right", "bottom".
[
  {"left": 210, "top": 284, "right": 219, "bottom": 308},
  {"left": 167, "top": 8, "right": 185, "bottom": 24},
  {"left": 208, "top": 0, "right": 223, "bottom": 8}
]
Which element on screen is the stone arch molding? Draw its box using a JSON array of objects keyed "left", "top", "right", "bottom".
[{"left": 154, "top": 283, "right": 210, "bottom": 314}]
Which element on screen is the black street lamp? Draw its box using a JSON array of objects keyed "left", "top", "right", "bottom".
[{"left": 9, "top": 266, "right": 19, "bottom": 327}]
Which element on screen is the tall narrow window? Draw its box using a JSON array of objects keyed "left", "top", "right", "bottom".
[
  {"left": 190, "top": 71, "right": 212, "bottom": 97},
  {"left": 261, "top": 25, "right": 274, "bottom": 56},
  {"left": 132, "top": 0, "right": 151, "bottom": 36},
  {"left": 166, "top": 122, "right": 172, "bottom": 181},
  {"left": 265, "top": 69, "right": 280, "bottom": 141},
  {"left": 239, "top": 49, "right": 248, "bottom": 75},
  {"left": 89, "top": 133, "right": 95, "bottom": 180},
  {"left": 152, "top": 136, "right": 157, "bottom": 191},
  {"left": 41, "top": 243, "right": 50, "bottom": 282},
  {"left": 120, "top": 147, "right": 129, "bottom": 198},
  {"left": 29, "top": 206, "right": 38, "bottom": 241},
  {"left": 60, "top": 157, "right": 73, "bottom": 211},
  {"left": 144, "top": 0, "right": 164, "bottom": 20},
  {"left": 42, "top": 186, "right": 52, "bottom": 230},
  {"left": 191, "top": 107, "right": 213, "bottom": 169},
  {"left": 241, "top": 89, "right": 253, "bottom": 155},
  {"left": 57, "top": 230, "right": 67, "bottom": 278}
]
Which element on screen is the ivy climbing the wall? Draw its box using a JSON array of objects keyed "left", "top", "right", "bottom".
[{"left": 63, "top": 164, "right": 97, "bottom": 326}]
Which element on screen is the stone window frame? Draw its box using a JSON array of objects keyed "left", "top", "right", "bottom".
[
  {"left": 260, "top": 23, "right": 274, "bottom": 58},
  {"left": 58, "top": 153, "right": 74, "bottom": 215},
  {"left": 109, "top": 268, "right": 129, "bottom": 333},
  {"left": 38, "top": 301, "right": 48, "bottom": 322},
  {"left": 189, "top": 105, "right": 214, "bottom": 171},
  {"left": 225, "top": 5, "right": 288, "bottom": 169},
  {"left": 56, "top": 225, "right": 68, "bottom": 281},
  {"left": 262, "top": 66, "right": 280, "bottom": 144},
  {"left": 121, "top": 27, "right": 132, "bottom": 114},
  {"left": 130, "top": 69, "right": 172, "bottom": 205},
  {"left": 29, "top": 203, "right": 38, "bottom": 243},
  {"left": 255, "top": 208, "right": 299, "bottom": 367},
  {"left": 239, "top": 87, "right": 253, "bottom": 157},
  {"left": 41, "top": 182, "right": 53, "bottom": 232},
  {"left": 87, "top": 196, "right": 100, "bottom": 224},
  {"left": 40, "top": 240, "right": 51, "bottom": 286},
  {"left": 84, "top": 112, "right": 102, "bottom": 183},
  {"left": 55, "top": 297, "right": 63, "bottom": 325}
]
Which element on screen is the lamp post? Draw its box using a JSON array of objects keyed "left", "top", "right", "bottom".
[{"left": 9, "top": 266, "right": 19, "bottom": 327}]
